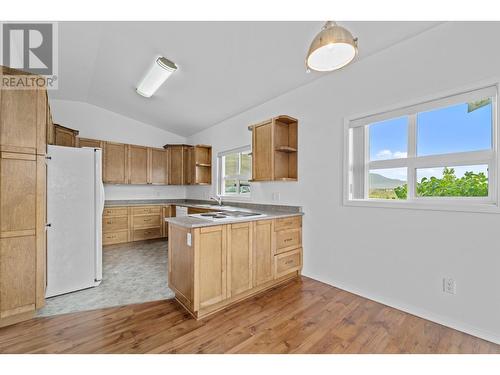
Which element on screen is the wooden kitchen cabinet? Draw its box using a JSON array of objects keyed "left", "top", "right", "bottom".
[
  {"left": 103, "top": 142, "right": 128, "bottom": 184},
  {"left": 168, "top": 217, "right": 302, "bottom": 319},
  {"left": 196, "top": 225, "right": 227, "bottom": 309},
  {"left": 193, "top": 145, "right": 212, "bottom": 185},
  {"left": 130, "top": 205, "right": 163, "bottom": 241},
  {"left": 0, "top": 68, "right": 47, "bottom": 156},
  {"left": 249, "top": 115, "right": 298, "bottom": 181},
  {"left": 53, "top": 124, "right": 79, "bottom": 147},
  {"left": 165, "top": 144, "right": 184, "bottom": 185},
  {"left": 128, "top": 145, "right": 149, "bottom": 185},
  {"left": 0, "top": 67, "right": 48, "bottom": 328},
  {"left": 227, "top": 222, "right": 253, "bottom": 298},
  {"left": 253, "top": 219, "right": 274, "bottom": 286},
  {"left": 77, "top": 137, "right": 104, "bottom": 149},
  {"left": 150, "top": 148, "right": 168, "bottom": 185},
  {"left": 102, "top": 206, "right": 130, "bottom": 245}
]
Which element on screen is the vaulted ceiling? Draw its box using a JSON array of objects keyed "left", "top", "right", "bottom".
[{"left": 49, "top": 21, "right": 441, "bottom": 136}]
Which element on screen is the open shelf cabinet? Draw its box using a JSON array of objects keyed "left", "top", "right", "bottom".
[
  {"left": 193, "top": 144, "right": 212, "bottom": 185},
  {"left": 249, "top": 115, "right": 298, "bottom": 182}
]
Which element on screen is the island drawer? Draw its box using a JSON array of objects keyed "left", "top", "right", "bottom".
[
  {"left": 103, "top": 231, "right": 128, "bottom": 245},
  {"left": 133, "top": 214, "right": 161, "bottom": 228},
  {"left": 132, "top": 206, "right": 162, "bottom": 215},
  {"left": 275, "top": 228, "right": 302, "bottom": 254},
  {"left": 132, "top": 227, "right": 162, "bottom": 241},
  {"left": 103, "top": 207, "right": 128, "bottom": 217},
  {"left": 274, "top": 216, "right": 301, "bottom": 231},
  {"left": 103, "top": 216, "right": 129, "bottom": 232},
  {"left": 274, "top": 248, "right": 302, "bottom": 278}
]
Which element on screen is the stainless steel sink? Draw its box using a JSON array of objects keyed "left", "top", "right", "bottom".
[{"left": 191, "top": 211, "right": 266, "bottom": 221}]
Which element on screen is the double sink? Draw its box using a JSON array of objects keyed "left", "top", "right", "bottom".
[{"left": 189, "top": 206, "right": 266, "bottom": 222}]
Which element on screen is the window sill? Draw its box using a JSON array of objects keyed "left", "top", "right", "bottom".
[
  {"left": 344, "top": 198, "right": 500, "bottom": 214},
  {"left": 220, "top": 194, "right": 252, "bottom": 202}
]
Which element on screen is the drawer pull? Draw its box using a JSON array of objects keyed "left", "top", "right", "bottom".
[
  {"left": 106, "top": 220, "right": 112, "bottom": 224},
  {"left": 284, "top": 259, "right": 295, "bottom": 265},
  {"left": 284, "top": 238, "right": 293, "bottom": 242}
]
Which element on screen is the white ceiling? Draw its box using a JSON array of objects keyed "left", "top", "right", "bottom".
[{"left": 49, "top": 21, "right": 441, "bottom": 136}]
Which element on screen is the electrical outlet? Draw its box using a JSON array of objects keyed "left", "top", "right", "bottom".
[
  {"left": 443, "top": 278, "right": 456, "bottom": 295},
  {"left": 186, "top": 233, "right": 192, "bottom": 247}
]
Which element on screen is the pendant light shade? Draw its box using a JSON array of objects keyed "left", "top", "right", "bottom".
[{"left": 306, "top": 21, "right": 358, "bottom": 72}]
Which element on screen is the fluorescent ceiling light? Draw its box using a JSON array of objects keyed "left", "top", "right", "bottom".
[
  {"left": 136, "top": 57, "right": 178, "bottom": 98},
  {"left": 306, "top": 21, "right": 358, "bottom": 72}
]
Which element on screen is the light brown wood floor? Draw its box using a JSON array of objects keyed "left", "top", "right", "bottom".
[{"left": 0, "top": 276, "right": 499, "bottom": 354}]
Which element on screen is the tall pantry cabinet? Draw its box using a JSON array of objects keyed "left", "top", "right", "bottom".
[{"left": 0, "top": 66, "right": 48, "bottom": 327}]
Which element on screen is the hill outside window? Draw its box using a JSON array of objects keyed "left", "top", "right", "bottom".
[{"left": 344, "top": 85, "right": 498, "bottom": 212}]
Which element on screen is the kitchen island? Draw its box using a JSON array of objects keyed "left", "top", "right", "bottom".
[{"left": 166, "top": 208, "right": 303, "bottom": 319}]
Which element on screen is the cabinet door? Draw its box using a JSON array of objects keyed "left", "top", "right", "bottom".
[
  {"left": 252, "top": 122, "right": 273, "bottom": 181},
  {"left": 196, "top": 225, "right": 227, "bottom": 309},
  {"left": 182, "top": 146, "right": 194, "bottom": 185},
  {"left": 253, "top": 219, "right": 274, "bottom": 286},
  {"left": 0, "top": 86, "right": 46, "bottom": 155},
  {"left": 150, "top": 148, "right": 168, "bottom": 185},
  {"left": 227, "top": 222, "right": 253, "bottom": 298},
  {"left": 0, "top": 152, "right": 44, "bottom": 320},
  {"left": 77, "top": 138, "right": 103, "bottom": 149},
  {"left": 103, "top": 142, "right": 128, "bottom": 184},
  {"left": 168, "top": 146, "right": 183, "bottom": 185},
  {"left": 128, "top": 145, "right": 148, "bottom": 185},
  {"left": 54, "top": 127, "right": 76, "bottom": 147}
]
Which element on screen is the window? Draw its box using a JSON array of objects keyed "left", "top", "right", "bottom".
[
  {"left": 345, "top": 85, "right": 498, "bottom": 211},
  {"left": 218, "top": 146, "right": 252, "bottom": 197}
]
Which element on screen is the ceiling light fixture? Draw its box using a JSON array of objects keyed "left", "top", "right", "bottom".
[
  {"left": 306, "top": 21, "right": 358, "bottom": 72},
  {"left": 136, "top": 57, "right": 178, "bottom": 98}
]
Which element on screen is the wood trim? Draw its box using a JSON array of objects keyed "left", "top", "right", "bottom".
[
  {"left": 0, "top": 229, "right": 36, "bottom": 238},
  {"left": 0, "top": 152, "right": 36, "bottom": 161},
  {"left": 35, "top": 155, "right": 46, "bottom": 308},
  {"left": 0, "top": 304, "right": 35, "bottom": 319},
  {"left": 0, "top": 145, "right": 36, "bottom": 154},
  {"left": 0, "top": 310, "right": 34, "bottom": 329}
]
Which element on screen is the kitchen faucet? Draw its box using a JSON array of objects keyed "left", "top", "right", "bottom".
[{"left": 210, "top": 195, "right": 223, "bottom": 206}]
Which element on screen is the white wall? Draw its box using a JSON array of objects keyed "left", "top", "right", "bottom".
[
  {"left": 186, "top": 22, "right": 500, "bottom": 343},
  {"left": 49, "top": 99, "right": 187, "bottom": 200}
]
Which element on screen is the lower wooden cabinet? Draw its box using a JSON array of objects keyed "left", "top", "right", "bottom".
[
  {"left": 103, "top": 204, "right": 168, "bottom": 246},
  {"left": 253, "top": 219, "right": 274, "bottom": 287},
  {"left": 168, "top": 216, "right": 302, "bottom": 319},
  {"left": 0, "top": 152, "right": 46, "bottom": 327},
  {"left": 197, "top": 225, "right": 227, "bottom": 309},
  {"left": 227, "top": 222, "right": 253, "bottom": 298}
]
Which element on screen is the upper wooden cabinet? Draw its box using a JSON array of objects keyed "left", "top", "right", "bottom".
[
  {"left": 193, "top": 145, "right": 212, "bottom": 185},
  {"left": 0, "top": 68, "right": 46, "bottom": 156},
  {"left": 52, "top": 124, "right": 79, "bottom": 148},
  {"left": 128, "top": 145, "right": 149, "bottom": 185},
  {"left": 166, "top": 145, "right": 184, "bottom": 185},
  {"left": 249, "top": 115, "right": 298, "bottom": 181},
  {"left": 77, "top": 137, "right": 104, "bottom": 149},
  {"left": 150, "top": 148, "right": 169, "bottom": 185},
  {"left": 164, "top": 144, "right": 211, "bottom": 185},
  {"left": 164, "top": 144, "right": 193, "bottom": 185},
  {"left": 103, "top": 142, "right": 128, "bottom": 184}
]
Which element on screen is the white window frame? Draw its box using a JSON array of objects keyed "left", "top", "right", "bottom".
[
  {"left": 217, "top": 145, "right": 252, "bottom": 199},
  {"left": 344, "top": 83, "right": 500, "bottom": 213}
]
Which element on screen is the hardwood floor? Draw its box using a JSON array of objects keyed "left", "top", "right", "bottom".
[{"left": 0, "top": 276, "right": 499, "bottom": 354}]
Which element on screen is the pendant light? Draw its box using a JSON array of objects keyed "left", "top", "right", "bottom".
[{"left": 306, "top": 21, "right": 358, "bottom": 72}]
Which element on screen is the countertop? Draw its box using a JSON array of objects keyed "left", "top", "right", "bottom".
[
  {"left": 104, "top": 199, "right": 303, "bottom": 228},
  {"left": 165, "top": 210, "right": 303, "bottom": 228}
]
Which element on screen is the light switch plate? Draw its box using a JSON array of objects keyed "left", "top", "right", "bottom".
[{"left": 187, "top": 233, "right": 192, "bottom": 246}]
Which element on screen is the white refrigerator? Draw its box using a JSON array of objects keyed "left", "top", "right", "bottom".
[{"left": 46, "top": 145, "right": 104, "bottom": 298}]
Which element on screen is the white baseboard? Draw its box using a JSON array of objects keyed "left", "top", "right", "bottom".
[{"left": 302, "top": 272, "right": 500, "bottom": 346}]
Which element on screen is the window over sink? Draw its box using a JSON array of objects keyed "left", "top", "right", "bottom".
[{"left": 218, "top": 146, "right": 252, "bottom": 197}]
